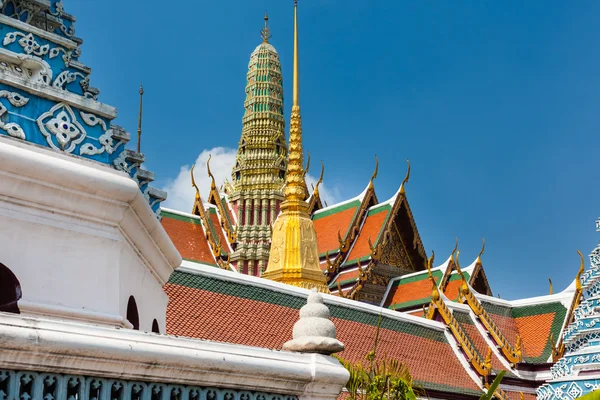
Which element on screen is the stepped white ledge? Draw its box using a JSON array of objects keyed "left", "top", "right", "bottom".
[{"left": 0, "top": 313, "right": 349, "bottom": 400}]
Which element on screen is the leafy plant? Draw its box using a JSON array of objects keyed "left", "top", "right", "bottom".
[
  {"left": 479, "top": 371, "right": 506, "bottom": 400},
  {"left": 337, "top": 313, "right": 421, "bottom": 400}
]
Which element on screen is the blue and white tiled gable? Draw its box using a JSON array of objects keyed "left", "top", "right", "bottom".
[
  {"left": 537, "top": 219, "right": 600, "bottom": 399},
  {"left": 0, "top": 0, "right": 166, "bottom": 215}
]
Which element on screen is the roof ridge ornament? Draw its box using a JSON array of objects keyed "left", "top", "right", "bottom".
[
  {"left": 207, "top": 154, "right": 216, "bottom": 191},
  {"left": 369, "top": 155, "right": 378, "bottom": 189},
  {"left": 399, "top": 159, "right": 410, "bottom": 194},
  {"left": 260, "top": 11, "right": 272, "bottom": 43},
  {"left": 477, "top": 237, "right": 485, "bottom": 264}
]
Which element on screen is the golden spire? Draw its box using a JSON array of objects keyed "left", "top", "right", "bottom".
[
  {"left": 262, "top": 0, "right": 328, "bottom": 292},
  {"left": 260, "top": 11, "right": 272, "bottom": 43},
  {"left": 137, "top": 84, "right": 144, "bottom": 153}
]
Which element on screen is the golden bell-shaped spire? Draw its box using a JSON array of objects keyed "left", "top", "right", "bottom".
[{"left": 262, "top": 0, "right": 328, "bottom": 293}]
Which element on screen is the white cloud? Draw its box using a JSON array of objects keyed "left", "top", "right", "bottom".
[
  {"left": 160, "top": 147, "right": 237, "bottom": 213},
  {"left": 161, "top": 147, "right": 340, "bottom": 213}
]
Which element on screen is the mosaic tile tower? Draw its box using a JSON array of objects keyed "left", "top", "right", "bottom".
[
  {"left": 225, "top": 14, "right": 287, "bottom": 276},
  {"left": 0, "top": 0, "right": 165, "bottom": 214},
  {"left": 537, "top": 219, "right": 600, "bottom": 399}
]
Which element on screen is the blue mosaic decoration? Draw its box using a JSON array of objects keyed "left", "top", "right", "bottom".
[
  {"left": 0, "top": 0, "right": 166, "bottom": 215},
  {"left": 537, "top": 218, "right": 600, "bottom": 399},
  {"left": 0, "top": 369, "right": 299, "bottom": 400}
]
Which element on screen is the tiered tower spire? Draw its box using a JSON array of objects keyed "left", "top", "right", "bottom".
[
  {"left": 225, "top": 13, "right": 287, "bottom": 276},
  {"left": 262, "top": 0, "right": 329, "bottom": 292}
]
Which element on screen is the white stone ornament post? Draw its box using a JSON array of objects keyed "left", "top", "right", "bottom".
[{"left": 283, "top": 288, "right": 345, "bottom": 354}]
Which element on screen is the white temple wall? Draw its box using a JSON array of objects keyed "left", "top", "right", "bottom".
[
  {"left": 118, "top": 242, "right": 170, "bottom": 332},
  {"left": 0, "top": 137, "right": 181, "bottom": 328}
]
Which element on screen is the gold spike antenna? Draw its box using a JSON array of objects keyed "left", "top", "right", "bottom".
[
  {"left": 549, "top": 278, "right": 553, "bottom": 295},
  {"left": 400, "top": 159, "right": 411, "bottom": 194},
  {"left": 260, "top": 11, "right": 272, "bottom": 43},
  {"left": 207, "top": 154, "right": 217, "bottom": 191},
  {"left": 477, "top": 237, "right": 486, "bottom": 264},
  {"left": 137, "top": 84, "right": 144, "bottom": 153}
]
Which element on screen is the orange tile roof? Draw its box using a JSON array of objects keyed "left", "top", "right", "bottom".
[
  {"left": 313, "top": 201, "right": 361, "bottom": 255},
  {"left": 444, "top": 279, "right": 462, "bottom": 301},
  {"left": 454, "top": 311, "right": 505, "bottom": 372},
  {"left": 346, "top": 206, "right": 390, "bottom": 263},
  {"left": 161, "top": 211, "right": 216, "bottom": 265},
  {"left": 514, "top": 313, "right": 555, "bottom": 359},
  {"left": 165, "top": 271, "right": 482, "bottom": 397},
  {"left": 384, "top": 274, "right": 439, "bottom": 309},
  {"left": 330, "top": 268, "right": 360, "bottom": 287}
]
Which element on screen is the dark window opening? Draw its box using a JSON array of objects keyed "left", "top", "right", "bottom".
[
  {"left": 0, "top": 263, "right": 21, "bottom": 313},
  {"left": 126, "top": 296, "right": 139, "bottom": 330},
  {"left": 151, "top": 319, "right": 160, "bottom": 334}
]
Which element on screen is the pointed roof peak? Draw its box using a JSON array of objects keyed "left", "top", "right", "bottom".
[{"left": 260, "top": 11, "right": 272, "bottom": 43}]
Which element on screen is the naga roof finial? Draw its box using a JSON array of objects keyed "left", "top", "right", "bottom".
[
  {"left": 477, "top": 237, "right": 485, "bottom": 264},
  {"left": 400, "top": 159, "right": 410, "bottom": 194},
  {"left": 207, "top": 154, "right": 216, "bottom": 191},
  {"left": 137, "top": 84, "right": 144, "bottom": 153},
  {"left": 260, "top": 11, "right": 272, "bottom": 43},
  {"left": 190, "top": 164, "right": 200, "bottom": 203},
  {"left": 314, "top": 161, "right": 324, "bottom": 197},
  {"left": 576, "top": 250, "right": 585, "bottom": 291},
  {"left": 368, "top": 155, "right": 378, "bottom": 189},
  {"left": 548, "top": 278, "right": 553, "bottom": 295}
]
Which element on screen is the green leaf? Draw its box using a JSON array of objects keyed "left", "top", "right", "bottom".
[{"left": 479, "top": 371, "right": 506, "bottom": 400}]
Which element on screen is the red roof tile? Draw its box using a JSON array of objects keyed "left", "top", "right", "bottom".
[
  {"left": 161, "top": 212, "right": 216, "bottom": 265},
  {"left": 346, "top": 207, "right": 389, "bottom": 262},
  {"left": 313, "top": 203, "right": 360, "bottom": 255},
  {"left": 165, "top": 272, "right": 481, "bottom": 396}
]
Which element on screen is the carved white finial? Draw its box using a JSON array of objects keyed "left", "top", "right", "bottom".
[{"left": 283, "top": 288, "right": 344, "bottom": 354}]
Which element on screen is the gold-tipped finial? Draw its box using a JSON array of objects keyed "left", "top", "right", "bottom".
[
  {"left": 549, "top": 278, "right": 553, "bottom": 295},
  {"left": 260, "top": 11, "right": 272, "bottom": 43},
  {"left": 190, "top": 164, "right": 200, "bottom": 204},
  {"left": 262, "top": 0, "right": 328, "bottom": 292},
  {"left": 207, "top": 154, "right": 216, "bottom": 191},
  {"left": 137, "top": 84, "right": 144, "bottom": 153},
  {"left": 576, "top": 250, "right": 585, "bottom": 291},
  {"left": 400, "top": 159, "right": 410, "bottom": 194},
  {"left": 369, "top": 156, "right": 378, "bottom": 189},
  {"left": 477, "top": 238, "right": 486, "bottom": 264},
  {"left": 314, "top": 161, "right": 324, "bottom": 198}
]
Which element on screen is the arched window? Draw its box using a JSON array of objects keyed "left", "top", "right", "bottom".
[
  {"left": 152, "top": 319, "right": 160, "bottom": 334},
  {"left": 126, "top": 296, "right": 139, "bottom": 330},
  {"left": 0, "top": 263, "right": 21, "bottom": 313}
]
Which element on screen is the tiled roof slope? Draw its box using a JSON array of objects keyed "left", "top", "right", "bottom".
[
  {"left": 312, "top": 199, "right": 362, "bottom": 257},
  {"left": 479, "top": 297, "right": 569, "bottom": 364},
  {"left": 345, "top": 204, "right": 390, "bottom": 266},
  {"left": 164, "top": 265, "right": 482, "bottom": 397},
  {"left": 383, "top": 269, "right": 443, "bottom": 311},
  {"left": 161, "top": 210, "right": 218, "bottom": 266}
]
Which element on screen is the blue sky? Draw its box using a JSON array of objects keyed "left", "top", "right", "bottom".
[{"left": 67, "top": 1, "right": 600, "bottom": 299}]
